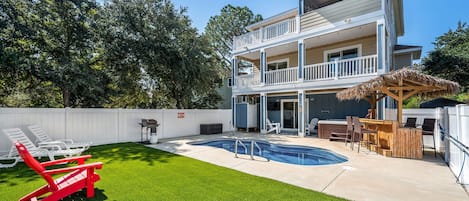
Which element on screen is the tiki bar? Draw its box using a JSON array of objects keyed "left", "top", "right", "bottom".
[{"left": 335, "top": 68, "right": 460, "bottom": 159}]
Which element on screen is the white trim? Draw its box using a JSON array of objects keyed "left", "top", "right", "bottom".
[
  {"left": 280, "top": 98, "right": 309, "bottom": 130},
  {"left": 247, "top": 8, "right": 298, "bottom": 31},
  {"left": 393, "top": 47, "right": 421, "bottom": 55},
  {"left": 267, "top": 58, "right": 289, "bottom": 71},
  {"left": 232, "top": 11, "right": 384, "bottom": 55},
  {"left": 281, "top": 99, "right": 297, "bottom": 130},
  {"left": 323, "top": 44, "right": 363, "bottom": 62}
]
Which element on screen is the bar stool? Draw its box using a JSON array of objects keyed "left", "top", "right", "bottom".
[
  {"left": 330, "top": 116, "right": 354, "bottom": 147},
  {"left": 352, "top": 117, "right": 378, "bottom": 153},
  {"left": 422, "top": 118, "right": 437, "bottom": 157}
]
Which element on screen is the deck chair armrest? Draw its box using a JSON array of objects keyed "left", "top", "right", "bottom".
[
  {"left": 38, "top": 141, "right": 69, "bottom": 149},
  {"left": 43, "top": 162, "right": 103, "bottom": 175},
  {"left": 57, "top": 139, "right": 74, "bottom": 144},
  {"left": 37, "top": 144, "right": 63, "bottom": 151},
  {"left": 41, "top": 155, "right": 93, "bottom": 167}
]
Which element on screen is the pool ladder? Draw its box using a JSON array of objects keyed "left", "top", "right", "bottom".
[{"left": 234, "top": 139, "right": 267, "bottom": 161}]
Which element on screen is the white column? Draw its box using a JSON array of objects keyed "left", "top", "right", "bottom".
[
  {"left": 295, "top": 15, "right": 300, "bottom": 34},
  {"left": 298, "top": 39, "right": 304, "bottom": 82},
  {"left": 376, "top": 19, "right": 386, "bottom": 73},
  {"left": 231, "top": 95, "right": 237, "bottom": 129},
  {"left": 260, "top": 93, "right": 267, "bottom": 133},
  {"left": 232, "top": 56, "right": 238, "bottom": 86},
  {"left": 260, "top": 49, "right": 266, "bottom": 85},
  {"left": 298, "top": 90, "right": 305, "bottom": 137}
]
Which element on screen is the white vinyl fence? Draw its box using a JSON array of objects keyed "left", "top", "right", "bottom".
[
  {"left": 386, "top": 105, "right": 469, "bottom": 187},
  {"left": 0, "top": 108, "right": 233, "bottom": 153},
  {"left": 445, "top": 105, "right": 469, "bottom": 188}
]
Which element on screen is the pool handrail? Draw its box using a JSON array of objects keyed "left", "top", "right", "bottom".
[{"left": 234, "top": 139, "right": 248, "bottom": 158}]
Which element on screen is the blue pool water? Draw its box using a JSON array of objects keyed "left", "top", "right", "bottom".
[{"left": 190, "top": 139, "right": 347, "bottom": 166}]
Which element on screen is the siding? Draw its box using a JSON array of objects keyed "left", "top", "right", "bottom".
[
  {"left": 393, "top": 53, "right": 412, "bottom": 70},
  {"left": 306, "top": 35, "right": 376, "bottom": 64},
  {"left": 250, "top": 36, "right": 376, "bottom": 67},
  {"left": 301, "top": 0, "right": 381, "bottom": 32}
]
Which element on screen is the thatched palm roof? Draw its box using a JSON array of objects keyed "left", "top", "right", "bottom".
[{"left": 336, "top": 68, "right": 460, "bottom": 101}]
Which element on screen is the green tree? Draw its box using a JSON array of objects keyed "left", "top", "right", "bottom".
[
  {"left": 101, "top": 0, "right": 223, "bottom": 109},
  {"left": 1, "top": 0, "right": 113, "bottom": 108},
  {"left": 423, "top": 21, "right": 469, "bottom": 91},
  {"left": 32, "top": 0, "right": 113, "bottom": 107},
  {"left": 204, "top": 5, "right": 263, "bottom": 69}
]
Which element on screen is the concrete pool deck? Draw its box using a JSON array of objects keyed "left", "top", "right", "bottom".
[{"left": 147, "top": 133, "right": 468, "bottom": 201}]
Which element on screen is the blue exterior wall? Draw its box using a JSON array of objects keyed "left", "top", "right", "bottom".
[
  {"left": 308, "top": 93, "right": 369, "bottom": 120},
  {"left": 266, "top": 93, "right": 369, "bottom": 125}
]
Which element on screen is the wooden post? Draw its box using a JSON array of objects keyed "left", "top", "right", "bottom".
[
  {"left": 397, "top": 78, "right": 403, "bottom": 124},
  {"left": 371, "top": 94, "right": 377, "bottom": 119}
]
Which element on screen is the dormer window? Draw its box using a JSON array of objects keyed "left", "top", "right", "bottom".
[{"left": 304, "top": 0, "right": 343, "bottom": 13}]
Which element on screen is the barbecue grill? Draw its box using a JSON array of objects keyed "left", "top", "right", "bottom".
[{"left": 139, "top": 119, "right": 159, "bottom": 143}]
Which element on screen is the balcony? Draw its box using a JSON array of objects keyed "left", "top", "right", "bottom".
[
  {"left": 233, "top": 18, "right": 297, "bottom": 52},
  {"left": 234, "top": 55, "right": 378, "bottom": 88}
]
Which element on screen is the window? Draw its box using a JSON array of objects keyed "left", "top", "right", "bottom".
[
  {"left": 324, "top": 45, "right": 362, "bottom": 62},
  {"left": 304, "top": 0, "right": 342, "bottom": 13},
  {"left": 267, "top": 59, "right": 289, "bottom": 71}
]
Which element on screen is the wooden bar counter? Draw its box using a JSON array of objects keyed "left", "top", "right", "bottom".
[{"left": 358, "top": 118, "right": 422, "bottom": 159}]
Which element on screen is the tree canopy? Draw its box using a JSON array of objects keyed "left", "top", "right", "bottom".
[
  {"left": 0, "top": 0, "right": 224, "bottom": 109},
  {"left": 423, "top": 21, "right": 469, "bottom": 91},
  {"left": 204, "top": 5, "right": 262, "bottom": 70}
]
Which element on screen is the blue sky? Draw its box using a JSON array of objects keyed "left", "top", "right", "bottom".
[{"left": 172, "top": 0, "right": 469, "bottom": 61}]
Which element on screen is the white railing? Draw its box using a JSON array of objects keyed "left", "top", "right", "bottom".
[
  {"left": 304, "top": 55, "right": 378, "bottom": 81},
  {"left": 233, "top": 18, "right": 297, "bottom": 51},
  {"left": 233, "top": 30, "right": 261, "bottom": 51},
  {"left": 265, "top": 67, "right": 298, "bottom": 85},
  {"left": 263, "top": 18, "right": 297, "bottom": 41},
  {"left": 235, "top": 73, "right": 260, "bottom": 88}
]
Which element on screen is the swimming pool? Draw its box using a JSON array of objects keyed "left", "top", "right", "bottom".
[{"left": 190, "top": 139, "right": 347, "bottom": 166}]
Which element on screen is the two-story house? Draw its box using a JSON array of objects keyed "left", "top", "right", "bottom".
[{"left": 231, "top": 0, "right": 421, "bottom": 136}]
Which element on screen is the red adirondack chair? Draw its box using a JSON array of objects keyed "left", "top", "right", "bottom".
[{"left": 15, "top": 142, "right": 103, "bottom": 201}]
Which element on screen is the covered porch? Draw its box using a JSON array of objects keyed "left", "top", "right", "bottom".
[
  {"left": 232, "top": 89, "right": 372, "bottom": 137},
  {"left": 232, "top": 22, "right": 383, "bottom": 88}
]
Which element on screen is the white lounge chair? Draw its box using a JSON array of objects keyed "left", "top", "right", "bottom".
[
  {"left": 27, "top": 124, "right": 91, "bottom": 150},
  {"left": 2, "top": 128, "right": 83, "bottom": 163},
  {"left": 306, "top": 118, "right": 319, "bottom": 135},
  {"left": 266, "top": 119, "right": 280, "bottom": 134},
  {"left": 0, "top": 153, "right": 20, "bottom": 168}
]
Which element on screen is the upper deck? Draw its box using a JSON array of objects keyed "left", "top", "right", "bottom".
[{"left": 232, "top": 0, "right": 383, "bottom": 53}]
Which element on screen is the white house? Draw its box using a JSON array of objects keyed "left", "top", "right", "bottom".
[{"left": 231, "top": 0, "right": 421, "bottom": 136}]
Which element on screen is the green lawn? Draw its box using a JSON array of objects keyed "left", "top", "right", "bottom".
[{"left": 0, "top": 143, "right": 347, "bottom": 201}]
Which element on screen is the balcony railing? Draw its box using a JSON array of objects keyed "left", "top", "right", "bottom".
[
  {"left": 263, "top": 18, "right": 297, "bottom": 41},
  {"left": 265, "top": 67, "right": 298, "bottom": 85},
  {"left": 233, "top": 30, "right": 261, "bottom": 52},
  {"left": 304, "top": 55, "right": 378, "bottom": 81},
  {"left": 235, "top": 73, "right": 261, "bottom": 88},
  {"left": 234, "top": 55, "right": 378, "bottom": 88},
  {"left": 233, "top": 18, "right": 297, "bottom": 51}
]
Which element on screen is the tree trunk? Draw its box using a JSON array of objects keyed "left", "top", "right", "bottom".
[
  {"left": 62, "top": 88, "right": 70, "bottom": 108},
  {"left": 176, "top": 98, "right": 184, "bottom": 109}
]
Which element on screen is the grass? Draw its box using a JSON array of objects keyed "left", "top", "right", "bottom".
[{"left": 0, "top": 143, "right": 347, "bottom": 201}]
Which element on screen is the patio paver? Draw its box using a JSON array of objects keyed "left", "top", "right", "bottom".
[{"left": 148, "top": 133, "right": 469, "bottom": 201}]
